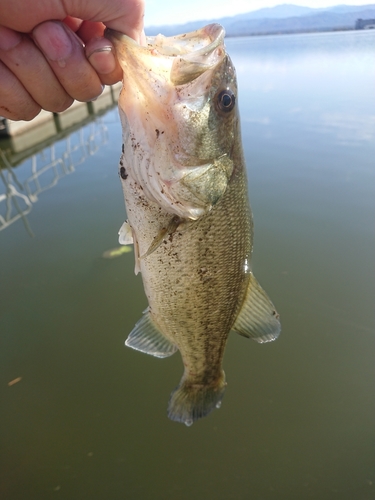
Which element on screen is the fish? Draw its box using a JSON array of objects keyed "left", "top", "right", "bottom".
[{"left": 106, "top": 24, "right": 281, "bottom": 426}]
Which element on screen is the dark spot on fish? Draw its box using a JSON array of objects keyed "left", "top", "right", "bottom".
[
  {"left": 120, "top": 166, "right": 128, "bottom": 180},
  {"left": 155, "top": 129, "right": 160, "bottom": 138},
  {"left": 121, "top": 143, "right": 124, "bottom": 153}
]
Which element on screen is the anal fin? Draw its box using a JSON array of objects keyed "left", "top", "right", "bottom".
[
  {"left": 232, "top": 272, "right": 281, "bottom": 343},
  {"left": 126, "top": 309, "right": 178, "bottom": 358}
]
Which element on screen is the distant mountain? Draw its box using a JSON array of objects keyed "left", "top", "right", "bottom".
[
  {"left": 146, "top": 4, "right": 375, "bottom": 37},
  {"left": 232, "top": 4, "right": 322, "bottom": 19}
]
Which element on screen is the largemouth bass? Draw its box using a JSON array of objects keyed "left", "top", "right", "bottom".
[{"left": 107, "top": 24, "right": 281, "bottom": 426}]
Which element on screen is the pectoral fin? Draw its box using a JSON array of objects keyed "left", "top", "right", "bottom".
[
  {"left": 126, "top": 309, "right": 178, "bottom": 358},
  {"left": 232, "top": 273, "right": 281, "bottom": 343},
  {"left": 118, "top": 220, "right": 133, "bottom": 245},
  {"left": 141, "top": 215, "right": 182, "bottom": 259},
  {"left": 181, "top": 156, "right": 233, "bottom": 208}
]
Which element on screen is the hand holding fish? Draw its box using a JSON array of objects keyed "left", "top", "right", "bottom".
[{"left": 0, "top": 0, "right": 144, "bottom": 120}]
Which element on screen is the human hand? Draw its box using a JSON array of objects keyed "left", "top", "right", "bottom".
[{"left": 0, "top": 0, "right": 144, "bottom": 121}]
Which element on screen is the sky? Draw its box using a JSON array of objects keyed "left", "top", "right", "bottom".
[{"left": 144, "top": 0, "right": 375, "bottom": 26}]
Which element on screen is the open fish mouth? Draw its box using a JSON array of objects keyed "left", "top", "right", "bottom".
[
  {"left": 106, "top": 24, "right": 235, "bottom": 220},
  {"left": 106, "top": 24, "right": 226, "bottom": 86}
]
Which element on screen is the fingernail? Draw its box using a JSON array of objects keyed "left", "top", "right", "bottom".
[
  {"left": 87, "top": 46, "right": 116, "bottom": 75},
  {"left": 33, "top": 22, "right": 73, "bottom": 66},
  {"left": 90, "top": 85, "right": 105, "bottom": 102},
  {"left": 0, "top": 26, "right": 22, "bottom": 51},
  {"left": 82, "top": 85, "right": 105, "bottom": 103}
]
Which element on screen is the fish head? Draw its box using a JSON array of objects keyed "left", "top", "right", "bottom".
[{"left": 107, "top": 24, "right": 239, "bottom": 220}]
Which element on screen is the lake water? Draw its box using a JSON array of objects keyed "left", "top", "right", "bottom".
[{"left": 1, "top": 30, "right": 374, "bottom": 499}]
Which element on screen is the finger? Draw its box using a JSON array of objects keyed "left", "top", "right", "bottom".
[
  {"left": 0, "top": 25, "right": 73, "bottom": 114},
  {"left": 77, "top": 20, "right": 122, "bottom": 86},
  {"left": 75, "top": 20, "right": 105, "bottom": 41},
  {"left": 32, "top": 21, "right": 104, "bottom": 103},
  {"left": 0, "top": 60, "right": 40, "bottom": 120},
  {"left": 0, "top": 0, "right": 145, "bottom": 43},
  {"left": 85, "top": 37, "right": 122, "bottom": 86},
  {"left": 95, "top": 0, "right": 145, "bottom": 43},
  {"left": 62, "top": 16, "right": 84, "bottom": 33}
]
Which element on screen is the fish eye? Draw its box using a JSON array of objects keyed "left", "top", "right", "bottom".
[{"left": 216, "top": 89, "right": 236, "bottom": 113}]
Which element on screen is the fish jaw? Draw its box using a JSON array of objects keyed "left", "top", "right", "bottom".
[{"left": 106, "top": 24, "right": 238, "bottom": 220}]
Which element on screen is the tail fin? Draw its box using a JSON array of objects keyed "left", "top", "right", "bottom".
[{"left": 167, "top": 372, "right": 226, "bottom": 426}]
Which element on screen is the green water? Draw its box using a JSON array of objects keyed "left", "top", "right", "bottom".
[{"left": 1, "top": 30, "right": 374, "bottom": 499}]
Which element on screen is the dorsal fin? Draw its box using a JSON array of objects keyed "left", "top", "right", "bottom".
[
  {"left": 126, "top": 309, "right": 178, "bottom": 358},
  {"left": 232, "top": 273, "right": 281, "bottom": 343}
]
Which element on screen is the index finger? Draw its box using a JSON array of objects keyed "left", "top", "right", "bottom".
[{"left": 0, "top": 0, "right": 144, "bottom": 42}]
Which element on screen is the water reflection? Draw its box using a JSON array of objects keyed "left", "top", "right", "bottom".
[
  {"left": 0, "top": 150, "right": 33, "bottom": 235},
  {"left": 0, "top": 120, "right": 109, "bottom": 234}
]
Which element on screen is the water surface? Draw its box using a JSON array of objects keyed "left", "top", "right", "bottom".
[{"left": 1, "top": 30, "right": 374, "bottom": 499}]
